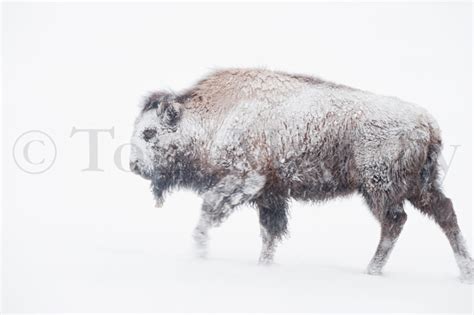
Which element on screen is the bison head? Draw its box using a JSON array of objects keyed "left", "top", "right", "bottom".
[{"left": 130, "top": 92, "right": 184, "bottom": 206}]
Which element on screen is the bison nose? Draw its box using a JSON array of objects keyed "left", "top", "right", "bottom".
[{"left": 130, "top": 161, "right": 140, "bottom": 173}]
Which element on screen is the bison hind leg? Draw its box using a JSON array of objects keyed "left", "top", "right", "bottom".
[
  {"left": 408, "top": 144, "right": 473, "bottom": 282},
  {"left": 409, "top": 187, "right": 473, "bottom": 282}
]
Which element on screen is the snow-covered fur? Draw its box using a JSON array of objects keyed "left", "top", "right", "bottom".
[{"left": 130, "top": 68, "right": 472, "bottom": 281}]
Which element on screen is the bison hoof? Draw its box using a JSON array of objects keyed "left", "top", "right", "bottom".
[
  {"left": 458, "top": 257, "right": 473, "bottom": 284},
  {"left": 460, "top": 275, "right": 473, "bottom": 285},
  {"left": 258, "top": 256, "right": 273, "bottom": 265},
  {"left": 459, "top": 267, "right": 473, "bottom": 285},
  {"left": 195, "top": 246, "right": 207, "bottom": 259},
  {"left": 366, "top": 265, "right": 383, "bottom": 276}
]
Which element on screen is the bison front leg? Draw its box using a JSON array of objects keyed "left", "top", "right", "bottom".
[
  {"left": 257, "top": 195, "right": 289, "bottom": 265},
  {"left": 193, "top": 212, "right": 212, "bottom": 258},
  {"left": 192, "top": 171, "right": 266, "bottom": 258}
]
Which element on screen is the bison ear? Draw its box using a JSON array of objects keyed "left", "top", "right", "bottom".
[{"left": 159, "top": 101, "right": 182, "bottom": 128}]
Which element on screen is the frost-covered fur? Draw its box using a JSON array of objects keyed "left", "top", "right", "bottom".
[{"left": 130, "top": 68, "right": 472, "bottom": 282}]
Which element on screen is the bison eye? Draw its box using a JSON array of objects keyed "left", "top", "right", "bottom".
[{"left": 143, "top": 128, "right": 157, "bottom": 141}]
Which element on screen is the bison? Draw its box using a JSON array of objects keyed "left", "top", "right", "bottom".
[{"left": 130, "top": 68, "right": 472, "bottom": 281}]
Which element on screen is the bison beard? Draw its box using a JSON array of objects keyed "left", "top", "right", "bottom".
[{"left": 130, "top": 68, "right": 473, "bottom": 282}]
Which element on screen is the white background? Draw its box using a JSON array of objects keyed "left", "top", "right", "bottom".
[{"left": 2, "top": 2, "right": 473, "bottom": 313}]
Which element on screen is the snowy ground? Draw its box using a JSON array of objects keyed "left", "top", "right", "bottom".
[{"left": 3, "top": 184, "right": 472, "bottom": 312}]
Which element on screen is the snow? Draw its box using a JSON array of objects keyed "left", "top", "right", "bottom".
[{"left": 3, "top": 189, "right": 472, "bottom": 312}]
